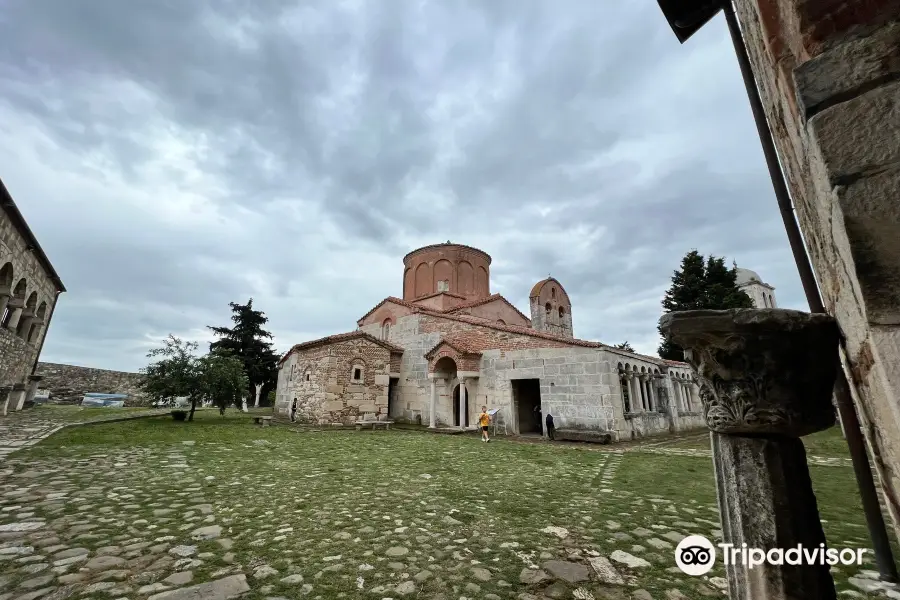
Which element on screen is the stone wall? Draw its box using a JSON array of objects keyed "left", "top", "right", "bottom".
[
  {"left": 361, "top": 312, "right": 705, "bottom": 438},
  {"left": 0, "top": 329, "right": 38, "bottom": 388},
  {"left": 34, "top": 362, "right": 148, "bottom": 405},
  {"left": 734, "top": 0, "right": 900, "bottom": 537},
  {"left": 275, "top": 336, "right": 393, "bottom": 424}
]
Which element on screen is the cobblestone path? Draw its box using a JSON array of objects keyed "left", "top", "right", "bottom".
[{"left": 0, "top": 409, "right": 168, "bottom": 462}]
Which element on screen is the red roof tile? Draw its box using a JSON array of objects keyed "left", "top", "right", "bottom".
[
  {"left": 444, "top": 293, "right": 533, "bottom": 324},
  {"left": 278, "top": 331, "right": 404, "bottom": 366}
]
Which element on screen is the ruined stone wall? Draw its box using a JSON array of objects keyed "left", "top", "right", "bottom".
[
  {"left": 275, "top": 337, "right": 392, "bottom": 424},
  {"left": 733, "top": 0, "right": 900, "bottom": 536},
  {"left": 34, "top": 362, "right": 148, "bottom": 405}
]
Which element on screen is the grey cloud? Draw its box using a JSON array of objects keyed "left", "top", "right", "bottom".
[{"left": 0, "top": 0, "right": 805, "bottom": 369}]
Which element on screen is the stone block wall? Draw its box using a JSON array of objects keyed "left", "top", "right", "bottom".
[
  {"left": 0, "top": 329, "right": 38, "bottom": 387},
  {"left": 34, "top": 362, "right": 148, "bottom": 405},
  {"left": 733, "top": 0, "right": 900, "bottom": 536},
  {"left": 276, "top": 337, "right": 393, "bottom": 424}
]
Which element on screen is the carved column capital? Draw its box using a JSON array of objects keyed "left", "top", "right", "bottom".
[{"left": 659, "top": 308, "right": 839, "bottom": 437}]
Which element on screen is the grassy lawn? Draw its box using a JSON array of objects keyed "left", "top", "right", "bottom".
[
  {"left": 0, "top": 411, "right": 886, "bottom": 599},
  {"left": 663, "top": 426, "right": 852, "bottom": 459},
  {"left": 24, "top": 404, "right": 161, "bottom": 423}
]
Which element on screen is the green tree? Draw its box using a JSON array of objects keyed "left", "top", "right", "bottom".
[
  {"left": 207, "top": 299, "right": 280, "bottom": 407},
  {"left": 657, "top": 251, "right": 754, "bottom": 361},
  {"left": 140, "top": 335, "right": 200, "bottom": 417},
  {"left": 195, "top": 349, "right": 248, "bottom": 418},
  {"left": 614, "top": 341, "right": 635, "bottom": 352}
]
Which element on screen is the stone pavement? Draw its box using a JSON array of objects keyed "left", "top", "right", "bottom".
[{"left": 0, "top": 409, "right": 169, "bottom": 462}]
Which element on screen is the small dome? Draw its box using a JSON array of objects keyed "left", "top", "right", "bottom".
[{"left": 735, "top": 268, "right": 762, "bottom": 286}]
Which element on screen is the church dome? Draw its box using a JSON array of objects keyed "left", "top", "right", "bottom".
[
  {"left": 402, "top": 242, "right": 491, "bottom": 301},
  {"left": 735, "top": 267, "right": 762, "bottom": 286}
]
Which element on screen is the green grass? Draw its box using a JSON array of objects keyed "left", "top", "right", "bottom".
[
  {"left": 25, "top": 404, "right": 159, "bottom": 422},
  {"left": 663, "top": 426, "right": 852, "bottom": 459},
  {"left": 1, "top": 412, "right": 887, "bottom": 599}
]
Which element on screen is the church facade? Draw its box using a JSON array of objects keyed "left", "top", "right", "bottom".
[{"left": 275, "top": 243, "right": 707, "bottom": 441}]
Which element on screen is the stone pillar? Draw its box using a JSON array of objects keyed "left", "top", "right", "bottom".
[
  {"left": 641, "top": 376, "right": 650, "bottom": 410},
  {"left": 0, "top": 293, "right": 9, "bottom": 317},
  {"left": 458, "top": 379, "right": 467, "bottom": 429},
  {"left": 0, "top": 386, "right": 11, "bottom": 417},
  {"left": 8, "top": 383, "right": 27, "bottom": 412},
  {"left": 24, "top": 375, "right": 43, "bottom": 406},
  {"left": 627, "top": 374, "right": 639, "bottom": 412},
  {"left": 671, "top": 379, "right": 682, "bottom": 411},
  {"left": 16, "top": 312, "right": 35, "bottom": 339},
  {"left": 6, "top": 305, "right": 22, "bottom": 330},
  {"left": 648, "top": 377, "right": 658, "bottom": 411},
  {"left": 429, "top": 378, "right": 437, "bottom": 428},
  {"left": 660, "top": 308, "right": 839, "bottom": 600}
]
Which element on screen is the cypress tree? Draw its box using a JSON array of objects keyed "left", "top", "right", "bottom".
[{"left": 658, "top": 251, "right": 754, "bottom": 361}]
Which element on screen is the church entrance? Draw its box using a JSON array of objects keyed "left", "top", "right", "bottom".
[
  {"left": 452, "top": 384, "right": 469, "bottom": 427},
  {"left": 512, "top": 379, "right": 543, "bottom": 435}
]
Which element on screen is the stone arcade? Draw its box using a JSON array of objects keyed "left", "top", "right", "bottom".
[
  {"left": 275, "top": 242, "right": 709, "bottom": 441},
  {"left": 0, "top": 178, "right": 65, "bottom": 415}
]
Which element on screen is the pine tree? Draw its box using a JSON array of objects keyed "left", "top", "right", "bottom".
[
  {"left": 657, "top": 251, "right": 754, "bottom": 361},
  {"left": 207, "top": 299, "right": 280, "bottom": 406},
  {"left": 614, "top": 341, "right": 635, "bottom": 353}
]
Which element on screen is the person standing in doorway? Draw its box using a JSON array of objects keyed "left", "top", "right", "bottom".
[
  {"left": 479, "top": 406, "right": 491, "bottom": 442},
  {"left": 545, "top": 412, "right": 555, "bottom": 441},
  {"left": 291, "top": 398, "right": 298, "bottom": 423}
]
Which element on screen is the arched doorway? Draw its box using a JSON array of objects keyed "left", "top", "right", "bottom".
[{"left": 452, "top": 384, "right": 469, "bottom": 427}]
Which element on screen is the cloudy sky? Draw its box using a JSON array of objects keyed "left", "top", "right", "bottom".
[{"left": 0, "top": 0, "right": 803, "bottom": 372}]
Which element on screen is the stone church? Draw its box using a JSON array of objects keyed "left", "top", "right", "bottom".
[{"left": 275, "top": 242, "right": 724, "bottom": 441}]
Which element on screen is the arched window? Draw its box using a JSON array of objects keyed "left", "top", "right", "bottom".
[
  {"left": 545, "top": 302, "right": 552, "bottom": 314},
  {"left": 558, "top": 306, "right": 565, "bottom": 319},
  {"left": 381, "top": 319, "right": 392, "bottom": 340},
  {"left": 497, "top": 319, "right": 506, "bottom": 325},
  {"left": 551, "top": 288, "right": 556, "bottom": 299}
]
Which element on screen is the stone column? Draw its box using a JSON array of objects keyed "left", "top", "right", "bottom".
[
  {"left": 6, "top": 305, "right": 22, "bottom": 330},
  {"left": 429, "top": 378, "right": 438, "bottom": 428},
  {"left": 0, "top": 386, "right": 11, "bottom": 417},
  {"left": 648, "top": 377, "right": 658, "bottom": 411},
  {"left": 8, "top": 383, "right": 27, "bottom": 412},
  {"left": 641, "top": 376, "right": 650, "bottom": 410},
  {"left": 16, "top": 312, "right": 35, "bottom": 339},
  {"left": 459, "top": 379, "right": 467, "bottom": 429},
  {"left": 0, "top": 293, "right": 9, "bottom": 317},
  {"left": 660, "top": 308, "right": 839, "bottom": 600},
  {"left": 673, "top": 380, "right": 684, "bottom": 411},
  {"left": 627, "top": 374, "right": 639, "bottom": 412},
  {"left": 23, "top": 375, "right": 43, "bottom": 407}
]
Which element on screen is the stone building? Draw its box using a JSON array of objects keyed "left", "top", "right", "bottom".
[
  {"left": 276, "top": 242, "right": 706, "bottom": 441},
  {"left": 732, "top": 0, "right": 900, "bottom": 540},
  {"left": 735, "top": 267, "right": 777, "bottom": 308},
  {"left": 0, "top": 178, "right": 65, "bottom": 413}
]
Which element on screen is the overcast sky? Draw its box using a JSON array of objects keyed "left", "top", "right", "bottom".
[{"left": 0, "top": 0, "right": 803, "bottom": 372}]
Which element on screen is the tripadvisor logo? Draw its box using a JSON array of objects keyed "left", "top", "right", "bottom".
[
  {"left": 675, "top": 535, "right": 868, "bottom": 575},
  {"left": 675, "top": 535, "right": 716, "bottom": 576}
]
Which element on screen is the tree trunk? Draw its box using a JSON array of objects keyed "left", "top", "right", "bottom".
[
  {"left": 254, "top": 383, "right": 262, "bottom": 408},
  {"left": 188, "top": 397, "right": 197, "bottom": 421}
]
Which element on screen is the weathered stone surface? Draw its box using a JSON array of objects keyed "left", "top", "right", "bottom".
[
  {"left": 85, "top": 555, "right": 127, "bottom": 570},
  {"left": 519, "top": 568, "right": 550, "bottom": 585},
  {"left": 147, "top": 575, "right": 250, "bottom": 600},
  {"left": 711, "top": 433, "right": 837, "bottom": 599},
  {"left": 609, "top": 551, "right": 650, "bottom": 569},
  {"left": 542, "top": 560, "right": 590, "bottom": 583},
  {"left": 553, "top": 429, "right": 612, "bottom": 444},
  {"left": 587, "top": 556, "right": 624, "bottom": 585},
  {"left": 190, "top": 525, "right": 221, "bottom": 540},
  {"left": 659, "top": 309, "right": 838, "bottom": 436}
]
